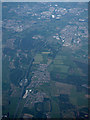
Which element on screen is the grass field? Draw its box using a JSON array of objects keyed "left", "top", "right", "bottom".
[
  {"left": 2, "top": 59, "right": 10, "bottom": 89},
  {"left": 48, "top": 63, "right": 69, "bottom": 73},
  {"left": 50, "top": 97, "right": 60, "bottom": 118},
  {"left": 36, "top": 81, "right": 75, "bottom": 118},
  {"left": 48, "top": 54, "right": 69, "bottom": 74},
  {"left": 54, "top": 59, "right": 64, "bottom": 65},
  {"left": 54, "top": 65, "right": 69, "bottom": 73},
  {"left": 36, "top": 81, "right": 74, "bottom": 97},
  {"left": 2, "top": 97, "right": 19, "bottom": 117},
  {"left": 55, "top": 55, "right": 66, "bottom": 60},
  {"left": 33, "top": 54, "right": 43, "bottom": 64},
  {"left": 33, "top": 53, "right": 49, "bottom": 64},
  {"left": 42, "top": 54, "right": 48, "bottom": 64},
  {"left": 69, "top": 87, "right": 88, "bottom": 107},
  {"left": 43, "top": 100, "right": 51, "bottom": 112}
]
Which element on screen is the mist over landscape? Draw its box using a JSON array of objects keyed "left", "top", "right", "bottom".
[{"left": 2, "top": 2, "right": 89, "bottom": 119}]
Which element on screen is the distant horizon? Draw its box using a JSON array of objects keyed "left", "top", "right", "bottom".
[{"left": 1, "top": 0, "right": 90, "bottom": 2}]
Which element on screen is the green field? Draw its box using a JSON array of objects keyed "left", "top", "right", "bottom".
[
  {"left": 33, "top": 54, "right": 43, "bottom": 64},
  {"left": 2, "top": 58, "right": 10, "bottom": 90},
  {"left": 42, "top": 54, "right": 48, "bottom": 64},
  {"left": 35, "top": 81, "right": 75, "bottom": 118},
  {"left": 36, "top": 81, "right": 73, "bottom": 97},
  {"left": 55, "top": 55, "right": 66, "bottom": 60},
  {"left": 48, "top": 54, "right": 69, "bottom": 74},
  {"left": 2, "top": 97, "right": 19, "bottom": 117},
  {"left": 54, "top": 59, "right": 64, "bottom": 65},
  {"left": 48, "top": 63, "right": 69, "bottom": 73},
  {"left": 50, "top": 97, "right": 60, "bottom": 118},
  {"left": 69, "top": 88, "right": 88, "bottom": 107},
  {"left": 54, "top": 65, "right": 69, "bottom": 73}
]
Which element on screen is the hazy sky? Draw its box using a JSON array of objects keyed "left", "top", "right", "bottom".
[{"left": 1, "top": 0, "right": 89, "bottom": 2}]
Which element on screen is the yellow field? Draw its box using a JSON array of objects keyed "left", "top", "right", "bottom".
[{"left": 42, "top": 52, "right": 51, "bottom": 54}]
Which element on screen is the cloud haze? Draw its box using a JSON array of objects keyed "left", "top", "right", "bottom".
[{"left": 1, "top": 0, "right": 89, "bottom": 2}]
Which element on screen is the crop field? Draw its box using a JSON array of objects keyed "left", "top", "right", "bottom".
[
  {"left": 33, "top": 54, "right": 43, "bottom": 64},
  {"left": 41, "top": 52, "right": 51, "bottom": 54},
  {"left": 69, "top": 88, "right": 88, "bottom": 107},
  {"left": 36, "top": 81, "right": 74, "bottom": 97}
]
